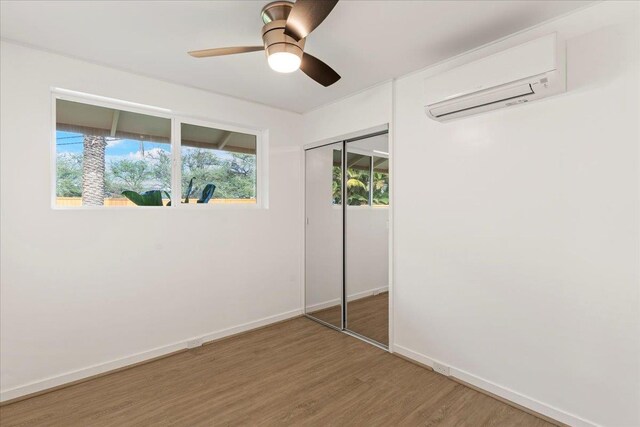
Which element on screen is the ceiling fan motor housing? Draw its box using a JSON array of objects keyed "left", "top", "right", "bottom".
[
  {"left": 261, "top": 1, "right": 305, "bottom": 62},
  {"left": 187, "top": 0, "right": 340, "bottom": 86}
]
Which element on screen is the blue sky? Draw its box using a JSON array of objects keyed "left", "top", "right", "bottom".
[
  {"left": 56, "top": 131, "right": 243, "bottom": 163},
  {"left": 56, "top": 131, "right": 171, "bottom": 161}
]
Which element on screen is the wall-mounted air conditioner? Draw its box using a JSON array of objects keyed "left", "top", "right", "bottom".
[{"left": 424, "top": 33, "right": 565, "bottom": 122}]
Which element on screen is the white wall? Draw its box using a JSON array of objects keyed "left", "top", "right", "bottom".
[
  {"left": 0, "top": 41, "right": 304, "bottom": 400},
  {"left": 393, "top": 4, "right": 639, "bottom": 426},
  {"left": 303, "top": 82, "right": 393, "bottom": 144},
  {"left": 303, "top": 2, "right": 640, "bottom": 426}
]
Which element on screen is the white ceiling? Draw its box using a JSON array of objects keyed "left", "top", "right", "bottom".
[{"left": 0, "top": 0, "right": 592, "bottom": 113}]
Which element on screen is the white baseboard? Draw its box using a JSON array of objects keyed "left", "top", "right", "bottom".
[
  {"left": 393, "top": 344, "right": 599, "bottom": 427},
  {"left": 0, "top": 308, "right": 302, "bottom": 403},
  {"left": 348, "top": 286, "right": 388, "bottom": 302},
  {"left": 306, "top": 298, "right": 341, "bottom": 312},
  {"left": 306, "top": 286, "right": 389, "bottom": 312}
]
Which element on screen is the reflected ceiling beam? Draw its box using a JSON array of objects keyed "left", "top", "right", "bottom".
[
  {"left": 109, "top": 110, "right": 120, "bottom": 137},
  {"left": 217, "top": 131, "right": 233, "bottom": 150},
  {"left": 373, "top": 158, "right": 387, "bottom": 168},
  {"left": 347, "top": 156, "right": 364, "bottom": 168}
]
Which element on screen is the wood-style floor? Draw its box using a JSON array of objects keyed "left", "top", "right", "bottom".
[
  {"left": 347, "top": 292, "right": 388, "bottom": 345},
  {"left": 0, "top": 318, "right": 552, "bottom": 426},
  {"left": 306, "top": 302, "right": 342, "bottom": 328},
  {"left": 308, "top": 292, "right": 389, "bottom": 346}
]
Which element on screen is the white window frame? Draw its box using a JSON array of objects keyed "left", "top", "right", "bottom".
[{"left": 51, "top": 88, "right": 268, "bottom": 210}]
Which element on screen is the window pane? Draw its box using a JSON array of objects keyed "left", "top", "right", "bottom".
[
  {"left": 372, "top": 156, "right": 389, "bottom": 206},
  {"left": 346, "top": 152, "right": 370, "bottom": 206},
  {"left": 55, "top": 99, "right": 171, "bottom": 207},
  {"left": 180, "top": 123, "right": 257, "bottom": 204},
  {"left": 332, "top": 149, "right": 342, "bottom": 205}
]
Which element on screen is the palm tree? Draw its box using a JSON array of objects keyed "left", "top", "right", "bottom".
[
  {"left": 332, "top": 165, "right": 342, "bottom": 204},
  {"left": 372, "top": 172, "right": 389, "bottom": 205},
  {"left": 82, "top": 135, "right": 107, "bottom": 206},
  {"left": 346, "top": 168, "right": 369, "bottom": 206}
]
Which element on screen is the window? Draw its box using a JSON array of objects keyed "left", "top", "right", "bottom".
[
  {"left": 55, "top": 99, "right": 171, "bottom": 207},
  {"left": 54, "top": 95, "right": 262, "bottom": 208},
  {"left": 180, "top": 123, "right": 256, "bottom": 204}
]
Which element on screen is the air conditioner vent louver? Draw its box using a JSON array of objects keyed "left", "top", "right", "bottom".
[
  {"left": 424, "top": 33, "right": 565, "bottom": 122},
  {"left": 430, "top": 83, "right": 535, "bottom": 119}
]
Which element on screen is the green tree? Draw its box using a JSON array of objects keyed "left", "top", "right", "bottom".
[
  {"left": 108, "top": 159, "right": 154, "bottom": 195},
  {"left": 216, "top": 153, "right": 256, "bottom": 199},
  {"left": 149, "top": 149, "right": 172, "bottom": 193},
  {"left": 56, "top": 153, "right": 83, "bottom": 197},
  {"left": 372, "top": 171, "right": 389, "bottom": 205},
  {"left": 346, "top": 167, "right": 370, "bottom": 206},
  {"left": 332, "top": 165, "right": 342, "bottom": 204},
  {"left": 181, "top": 149, "right": 256, "bottom": 200}
]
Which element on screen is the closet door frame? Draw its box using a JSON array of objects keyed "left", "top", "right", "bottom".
[{"left": 302, "top": 124, "right": 392, "bottom": 352}]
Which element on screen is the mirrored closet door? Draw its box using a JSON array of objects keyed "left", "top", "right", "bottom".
[
  {"left": 305, "top": 142, "right": 343, "bottom": 329},
  {"left": 304, "top": 131, "right": 389, "bottom": 347},
  {"left": 345, "top": 134, "right": 389, "bottom": 346}
]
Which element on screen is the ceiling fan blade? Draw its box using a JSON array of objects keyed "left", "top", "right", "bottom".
[
  {"left": 284, "top": 0, "right": 339, "bottom": 42},
  {"left": 300, "top": 52, "right": 340, "bottom": 87},
  {"left": 188, "top": 46, "right": 264, "bottom": 58}
]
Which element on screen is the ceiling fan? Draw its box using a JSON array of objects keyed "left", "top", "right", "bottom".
[{"left": 188, "top": 0, "right": 340, "bottom": 87}]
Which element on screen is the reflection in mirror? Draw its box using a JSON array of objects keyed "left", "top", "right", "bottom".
[
  {"left": 332, "top": 149, "right": 342, "bottom": 205},
  {"left": 346, "top": 152, "right": 371, "bottom": 206},
  {"left": 346, "top": 133, "right": 389, "bottom": 346},
  {"left": 372, "top": 157, "right": 389, "bottom": 206},
  {"left": 305, "top": 143, "right": 343, "bottom": 328}
]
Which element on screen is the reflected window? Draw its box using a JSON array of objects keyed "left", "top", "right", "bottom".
[
  {"left": 372, "top": 156, "right": 389, "bottom": 206},
  {"left": 346, "top": 152, "right": 371, "bottom": 206},
  {"left": 332, "top": 149, "right": 342, "bottom": 205}
]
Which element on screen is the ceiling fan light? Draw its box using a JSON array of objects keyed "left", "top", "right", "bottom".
[{"left": 268, "top": 51, "right": 301, "bottom": 73}]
